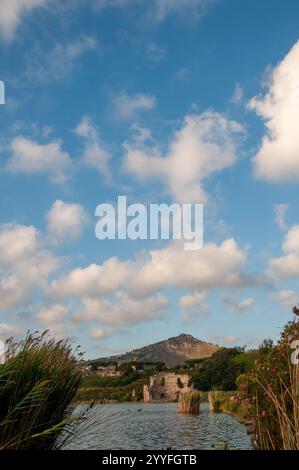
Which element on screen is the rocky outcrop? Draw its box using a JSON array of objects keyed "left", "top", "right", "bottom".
[{"left": 143, "top": 372, "right": 191, "bottom": 402}]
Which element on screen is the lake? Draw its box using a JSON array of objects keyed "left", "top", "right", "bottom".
[{"left": 63, "top": 402, "right": 253, "bottom": 450}]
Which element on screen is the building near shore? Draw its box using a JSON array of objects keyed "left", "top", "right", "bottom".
[{"left": 143, "top": 372, "right": 191, "bottom": 402}]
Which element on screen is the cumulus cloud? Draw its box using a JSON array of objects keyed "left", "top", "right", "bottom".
[
  {"left": 179, "top": 291, "right": 207, "bottom": 308},
  {"left": 124, "top": 111, "right": 243, "bottom": 202},
  {"left": 35, "top": 304, "right": 68, "bottom": 338},
  {"left": 51, "top": 238, "right": 248, "bottom": 303},
  {"left": 36, "top": 303, "right": 68, "bottom": 325},
  {"left": 274, "top": 203, "right": 289, "bottom": 231},
  {"left": 0, "top": 224, "right": 38, "bottom": 265},
  {"left": 0, "top": 0, "right": 46, "bottom": 41},
  {"left": 51, "top": 257, "right": 131, "bottom": 299},
  {"left": 90, "top": 326, "right": 115, "bottom": 340},
  {"left": 73, "top": 292, "right": 168, "bottom": 327},
  {"left": 46, "top": 200, "right": 89, "bottom": 245},
  {"left": 250, "top": 40, "right": 299, "bottom": 182},
  {"left": 224, "top": 296, "right": 254, "bottom": 313},
  {"left": 0, "top": 323, "right": 22, "bottom": 341},
  {"left": 7, "top": 136, "right": 72, "bottom": 185},
  {"left": 0, "top": 223, "right": 60, "bottom": 311},
  {"left": 74, "top": 116, "right": 111, "bottom": 177},
  {"left": 269, "top": 225, "right": 299, "bottom": 278},
  {"left": 282, "top": 225, "right": 299, "bottom": 254},
  {"left": 48, "top": 236, "right": 255, "bottom": 330},
  {"left": 272, "top": 290, "right": 299, "bottom": 308},
  {"left": 132, "top": 239, "right": 248, "bottom": 296},
  {"left": 0, "top": 275, "right": 31, "bottom": 311},
  {"left": 25, "top": 35, "right": 97, "bottom": 83},
  {"left": 179, "top": 291, "right": 209, "bottom": 322},
  {"left": 112, "top": 92, "right": 156, "bottom": 120}
]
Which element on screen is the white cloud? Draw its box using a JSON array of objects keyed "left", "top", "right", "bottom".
[
  {"left": 179, "top": 291, "right": 207, "bottom": 308},
  {"left": 180, "top": 291, "right": 209, "bottom": 322},
  {"left": 0, "top": 0, "right": 47, "bottom": 42},
  {"left": 52, "top": 238, "right": 248, "bottom": 303},
  {"left": 7, "top": 136, "right": 72, "bottom": 185},
  {"left": 51, "top": 257, "right": 131, "bottom": 299},
  {"left": 73, "top": 292, "right": 168, "bottom": 327},
  {"left": 46, "top": 200, "right": 89, "bottom": 245},
  {"left": 36, "top": 304, "right": 68, "bottom": 325},
  {"left": 274, "top": 203, "right": 289, "bottom": 231},
  {"left": 269, "top": 225, "right": 299, "bottom": 278},
  {"left": 0, "top": 323, "right": 21, "bottom": 341},
  {"left": 0, "top": 275, "right": 28, "bottom": 310},
  {"left": 282, "top": 225, "right": 299, "bottom": 254},
  {"left": 48, "top": 236, "right": 255, "bottom": 331},
  {"left": 0, "top": 223, "right": 60, "bottom": 310},
  {"left": 35, "top": 304, "right": 69, "bottom": 339},
  {"left": 224, "top": 296, "right": 254, "bottom": 313},
  {"left": 25, "top": 35, "right": 97, "bottom": 83},
  {"left": 74, "top": 115, "right": 111, "bottom": 177},
  {"left": 250, "top": 40, "right": 299, "bottom": 182},
  {"left": 112, "top": 92, "right": 156, "bottom": 120},
  {"left": 0, "top": 224, "right": 38, "bottom": 265},
  {"left": 124, "top": 111, "right": 243, "bottom": 202},
  {"left": 90, "top": 326, "right": 115, "bottom": 340},
  {"left": 272, "top": 290, "right": 299, "bottom": 309}
]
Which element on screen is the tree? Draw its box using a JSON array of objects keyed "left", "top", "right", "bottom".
[{"left": 189, "top": 348, "right": 245, "bottom": 391}]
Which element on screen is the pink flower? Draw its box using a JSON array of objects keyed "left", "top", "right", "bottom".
[{"left": 261, "top": 410, "right": 267, "bottom": 417}]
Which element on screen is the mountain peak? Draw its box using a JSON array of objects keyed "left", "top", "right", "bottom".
[{"left": 95, "top": 333, "right": 219, "bottom": 367}]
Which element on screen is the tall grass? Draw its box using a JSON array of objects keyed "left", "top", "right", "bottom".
[
  {"left": 208, "top": 391, "right": 227, "bottom": 412},
  {"left": 254, "top": 350, "right": 299, "bottom": 449},
  {"left": 178, "top": 391, "right": 201, "bottom": 414},
  {"left": 0, "top": 332, "right": 84, "bottom": 449}
]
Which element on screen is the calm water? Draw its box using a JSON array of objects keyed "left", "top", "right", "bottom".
[{"left": 64, "top": 402, "right": 253, "bottom": 450}]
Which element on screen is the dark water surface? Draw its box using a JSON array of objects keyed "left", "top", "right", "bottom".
[{"left": 64, "top": 402, "right": 253, "bottom": 450}]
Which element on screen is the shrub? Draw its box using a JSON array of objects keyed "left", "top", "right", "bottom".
[
  {"left": 177, "top": 377, "right": 184, "bottom": 389},
  {"left": 238, "top": 311, "right": 299, "bottom": 450}
]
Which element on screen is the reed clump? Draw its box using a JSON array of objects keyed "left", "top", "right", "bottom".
[
  {"left": 208, "top": 391, "right": 227, "bottom": 412},
  {"left": 178, "top": 390, "right": 201, "bottom": 414},
  {"left": 0, "top": 332, "right": 83, "bottom": 450}
]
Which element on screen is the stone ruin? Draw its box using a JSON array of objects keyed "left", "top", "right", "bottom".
[{"left": 143, "top": 372, "right": 191, "bottom": 402}]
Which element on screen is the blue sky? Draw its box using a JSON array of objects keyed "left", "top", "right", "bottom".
[{"left": 1, "top": 0, "right": 299, "bottom": 358}]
